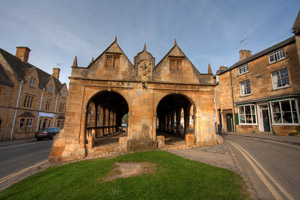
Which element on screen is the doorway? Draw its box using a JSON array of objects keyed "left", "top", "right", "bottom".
[
  {"left": 226, "top": 114, "right": 233, "bottom": 132},
  {"left": 258, "top": 104, "right": 271, "bottom": 132}
]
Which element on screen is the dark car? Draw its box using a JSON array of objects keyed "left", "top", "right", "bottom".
[{"left": 35, "top": 127, "right": 61, "bottom": 141}]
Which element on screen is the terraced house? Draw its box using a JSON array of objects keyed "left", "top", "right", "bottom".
[
  {"left": 0, "top": 47, "right": 68, "bottom": 140},
  {"left": 214, "top": 11, "right": 300, "bottom": 135}
]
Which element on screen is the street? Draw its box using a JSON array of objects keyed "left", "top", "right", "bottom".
[
  {"left": 0, "top": 140, "right": 53, "bottom": 180},
  {"left": 225, "top": 134, "right": 300, "bottom": 200}
]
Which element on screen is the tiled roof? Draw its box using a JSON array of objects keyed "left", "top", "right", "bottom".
[
  {"left": 0, "top": 47, "right": 65, "bottom": 93},
  {"left": 0, "top": 63, "right": 14, "bottom": 87},
  {"left": 220, "top": 36, "right": 295, "bottom": 74}
]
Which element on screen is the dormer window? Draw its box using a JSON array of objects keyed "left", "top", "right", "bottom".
[
  {"left": 238, "top": 64, "right": 249, "bottom": 75},
  {"left": 62, "top": 91, "right": 66, "bottom": 98},
  {"left": 269, "top": 49, "right": 285, "bottom": 64},
  {"left": 105, "top": 55, "right": 120, "bottom": 68},
  {"left": 29, "top": 77, "right": 36, "bottom": 87},
  {"left": 48, "top": 85, "right": 53, "bottom": 93}
]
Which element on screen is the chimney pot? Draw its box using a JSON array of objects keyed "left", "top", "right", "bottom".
[
  {"left": 16, "top": 47, "right": 31, "bottom": 63},
  {"left": 52, "top": 68, "right": 60, "bottom": 80}
]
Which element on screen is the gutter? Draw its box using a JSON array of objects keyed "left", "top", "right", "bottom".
[
  {"left": 230, "top": 71, "right": 236, "bottom": 132},
  {"left": 10, "top": 80, "right": 24, "bottom": 140}
]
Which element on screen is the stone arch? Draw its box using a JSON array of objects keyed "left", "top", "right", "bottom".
[
  {"left": 85, "top": 90, "right": 129, "bottom": 148},
  {"left": 155, "top": 93, "right": 196, "bottom": 139}
]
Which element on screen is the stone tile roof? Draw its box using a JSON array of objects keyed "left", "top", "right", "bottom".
[
  {"left": 0, "top": 48, "right": 64, "bottom": 93},
  {"left": 0, "top": 63, "right": 14, "bottom": 87},
  {"left": 220, "top": 36, "right": 295, "bottom": 74}
]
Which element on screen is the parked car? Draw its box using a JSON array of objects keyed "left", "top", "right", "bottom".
[{"left": 35, "top": 127, "right": 61, "bottom": 141}]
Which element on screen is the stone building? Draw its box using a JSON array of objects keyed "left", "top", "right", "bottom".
[
  {"left": 50, "top": 39, "right": 216, "bottom": 161},
  {"left": 0, "top": 47, "right": 68, "bottom": 140},
  {"left": 214, "top": 11, "right": 300, "bottom": 135}
]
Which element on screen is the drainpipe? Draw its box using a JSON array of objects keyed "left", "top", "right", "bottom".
[
  {"left": 230, "top": 70, "right": 236, "bottom": 132},
  {"left": 36, "top": 88, "right": 45, "bottom": 131},
  {"left": 10, "top": 80, "right": 24, "bottom": 140},
  {"left": 53, "top": 92, "right": 59, "bottom": 127}
]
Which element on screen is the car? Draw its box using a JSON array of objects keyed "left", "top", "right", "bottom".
[{"left": 35, "top": 127, "right": 61, "bottom": 141}]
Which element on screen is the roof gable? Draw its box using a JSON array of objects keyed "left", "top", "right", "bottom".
[
  {"left": 0, "top": 63, "right": 14, "bottom": 87},
  {"left": 153, "top": 43, "right": 204, "bottom": 84}
]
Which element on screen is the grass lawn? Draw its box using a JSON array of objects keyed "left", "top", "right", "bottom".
[{"left": 0, "top": 151, "right": 249, "bottom": 200}]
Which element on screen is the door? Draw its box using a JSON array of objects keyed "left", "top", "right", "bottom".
[
  {"left": 258, "top": 104, "right": 271, "bottom": 132},
  {"left": 262, "top": 109, "right": 271, "bottom": 132},
  {"left": 226, "top": 114, "right": 233, "bottom": 132}
]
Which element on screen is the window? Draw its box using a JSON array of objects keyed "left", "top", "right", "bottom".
[
  {"left": 271, "top": 68, "right": 290, "bottom": 89},
  {"left": 239, "top": 64, "right": 249, "bottom": 75},
  {"left": 19, "top": 118, "right": 33, "bottom": 132},
  {"left": 57, "top": 120, "right": 60, "bottom": 128},
  {"left": 169, "top": 57, "right": 183, "bottom": 71},
  {"left": 29, "top": 77, "right": 36, "bottom": 87},
  {"left": 270, "top": 99, "right": 299, "bottom": 125},
  {"left": 19, "top": 118, "right": 25, "bottom": 131},
  {"left": 240, "top": 80, "right": 251, "bottom": 96},
  {"left": 45, "top": 99, "right": 51, "bottom": 110},
  {"left": 23, "top": 94, "right": 34, "bottom": 108},
  {"left": 238, "top": 105, "right": 257, "bottom": 125},
  {"left": 62, "top": 91, "right": 66, "bottom": 98},
  {"left": 269, "top": 49, "right": 285, "bottom": 63},
  {"left": 48, "top": 85, "right": 53, "bottom": 93},
  {"left": 59, "top": 103, "right": 65, "bottom": 112},
  {"left": 105, "top": 55, "right": 120, "bottom": 68}
]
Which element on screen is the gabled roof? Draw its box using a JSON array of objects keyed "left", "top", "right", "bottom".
[
  {"left": 292, "top": 10, "right": 300, "bottom": 31},
  {"left": 0, "top": 63, "right": 14, "bottom": 87},
  {"left": 0, "top": 47, "right": 65, "bottom": 93},
  {"left": 220, "top": 36, "right": 295, "bottom": 74}
]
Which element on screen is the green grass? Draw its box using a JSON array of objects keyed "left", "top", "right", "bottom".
[{"left": 0, "top": 151, "right": 249, "bottom": 200}]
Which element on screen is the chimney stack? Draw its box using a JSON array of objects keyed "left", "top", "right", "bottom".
[
  {"left": 239, "top": 49, "right": 252, "bottom": 61},
  {"left": 52, "top": 68, "right": 60, "bottom": 80},
  {"left": 16, "top": 47, "right": 31, "bottom": 63}
]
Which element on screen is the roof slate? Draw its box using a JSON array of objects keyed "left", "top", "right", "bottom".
[
  {"left": 292, "top": 10, "right": 300, "bottom": 31},
  {"left": 220, "top": 36, "right": 295, "bottom": 74},
  {"left": 0, "top": 48, "right": 65, "bottom": 93}
]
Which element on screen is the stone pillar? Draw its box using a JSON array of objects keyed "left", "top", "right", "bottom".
[
  {"left": 104, "top": 108, "right": 109, "bottom": 135},
  {"left": 113, "top": 112, "right": 116, "bottom": 132},
  {"left": 167, "top": 113, "right": 171, "bottom": 133},
  {"left": 184, "top": 106, "right": 190, "bottom": 135},
  {"left": 99, "top": 106, "right": 104, "bottom": 136},
  {"left": 110, "top": 110, "right": 114, "bottom": 133},
  {"left": 163, "top": 115, "right": 167, "bottom": 132}
]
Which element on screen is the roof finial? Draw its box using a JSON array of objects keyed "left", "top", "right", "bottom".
[
  {"left": 208, "top": 63, "right": 213, "bottom": 74},
  {"left": 174, "top": 39, "right": 177, "bottom": 46},
  {"left": 72, "top": 56, "right": 78, "bottom": 67},
  {"left": 144, "top": 43, "right": 146, "bottom": 51},
  {"left": 92, "top": 57, "right": 94, "bottom": 62},
  {"left": 114, "top": 36, "right": 117, "bottom": 42}
]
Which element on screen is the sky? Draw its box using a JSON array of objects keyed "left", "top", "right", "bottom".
[{"left": 0, "top": 0, "right": 299, "bottom": 87}]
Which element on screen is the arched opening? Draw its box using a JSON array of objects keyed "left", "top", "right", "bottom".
[
  {"left": 156, "top": 94, "right": 195, "bottom": 145},
  {"left": 86, "top": 91, "right": 129, "bottom": 147}
]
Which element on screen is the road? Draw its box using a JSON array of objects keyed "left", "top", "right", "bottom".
[
  {"left": 0, "top": 140, "right": 52, "bottom": 180},
  {"left": 225, "top": 134, "right": 300, "bottom": 200}
]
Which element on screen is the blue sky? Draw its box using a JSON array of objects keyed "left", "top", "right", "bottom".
[{"left": 0, "top": 0, "right": 299, "bottom": 86}]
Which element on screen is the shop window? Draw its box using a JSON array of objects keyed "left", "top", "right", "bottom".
[
  {"left": 270, "top": 99, "right": 299, "bottom": 125},
  {"left": 19, "top": 118, "right": 33, "bottom": 132},
  {"left": 238, "top": 104, "right": 257, "bottom": 125}
]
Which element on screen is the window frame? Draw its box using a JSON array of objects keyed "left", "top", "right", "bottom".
[
  {"left": 240, "top": 79, "right": 251, "bottom": 96},
  {"left": 271, "top": 68, "right": 290, "bottom": 90},
  {"left": 269, "top": 98, "right": 300, "bottom": 125},
  {"left": 105, "top": 54, "right": 120, "bottom": 68},
  {"left": 29, "top": 77, "right": 36, "bottom": 88},
  {"left": 45, "top": 99, "right": 51, "bottom": 110},
  {"left": 48, "top": 85, "right": 53, "bottom": 93},
  {"left": 23, "top": 94, "right": 34, "bottom": 108},
  {"left": 238, "top": 64, "right": 249, "bottom": 75},
  {"left": 238, "top": 104, "right": 257, "bottom": 125},
  {"left": 268, "top": 48, "right": 286, "bottom": 64}
]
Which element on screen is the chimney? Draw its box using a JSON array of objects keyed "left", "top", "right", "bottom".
[
  {"left": 239, "top": 49, "right": 252, "bottom": 61},
  {"left": 52, "top": 68, "right": 60, "bottom": 80},
  {"left": 16, "top": 47, "right": 31, "bottom": 63}
]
